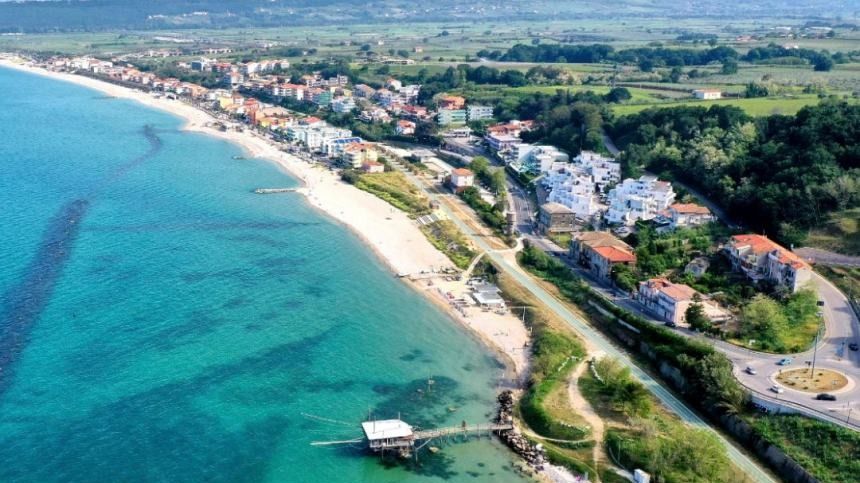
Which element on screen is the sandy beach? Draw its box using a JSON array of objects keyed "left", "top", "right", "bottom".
[{"left": 0, "top": 57, "right": 532, "bottom": 378}]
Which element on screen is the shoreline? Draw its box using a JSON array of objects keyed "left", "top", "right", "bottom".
[{"left": 0, "top": 57, "right": 531, "bottom": 381}]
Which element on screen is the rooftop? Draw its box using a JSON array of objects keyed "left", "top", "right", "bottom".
[
  {"left": 670, "top": 203, "right": 711, "bottom": 215},
  {"left": 452, "top": 168, "right": 474, "bottom": 177},
  {"left": 593, "top": 245, "right": 637, "bottom": 263},
  {"left": 730, "top": 234, "right": 809, "bottom": 269},
  {"left": 361, "top": 420, "right": 413, "bottom": 441},
  {"left": 541, "top": 202, "right": 575, "bottom": 215}
]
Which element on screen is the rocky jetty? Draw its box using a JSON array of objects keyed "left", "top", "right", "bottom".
[{"left": 495, "top": 390, "right": 546, "bottom": 470}]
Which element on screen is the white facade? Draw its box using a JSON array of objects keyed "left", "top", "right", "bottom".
[
  {"left": 467, "top": 105, "right": 494, "bottom": 121},
  {"left": 573, "top": 151, "right": 621, "bottom": 191},
  {"left": 506, "top": 145, "right": 569, "bottom": 174},
  {"left": 693, "top": 89, "right": 722, "bottom": 100},
  {"left": 606, "top": 175, "right": 676, "bottom": 226},
  {"left": 543, "top": 166, "right": 603, "bottom": 219}
]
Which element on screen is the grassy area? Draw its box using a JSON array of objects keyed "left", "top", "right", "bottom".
[
  {"left": 816, "top": 265, "right": 860, "bottom": 302},
  {"left": 612, "top": 94, "right": 828, "bottom": 117},
  {"left": 352, "top": 171, "right": 430, "bottom": 216},
  {"left": 806, "top": 207, "right": 860, "bottom": 256},
  {"left": 746, "top": 414, "right": 860, "bottom": 483},
  {"left": 419, "top": 220, "right": 475, "bottom": 269},
  {"left": 547, "top": 232, "right": 572, "bottom": 249}
]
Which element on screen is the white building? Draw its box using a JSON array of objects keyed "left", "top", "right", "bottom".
[
  {"left": 573, "top": 151, "right": 621, "bottom": 192},
  {"left": 506, "top": 145, "right": 569, "bottom": 174},
  {"left": 287, "top": 124, "right": 354, "bottom": 151},
  {"left": 606, "top": 175, "right": 676, "bottom": 226},
  {"left": 331, "top": 97, "right": 357, "bottom": 113},
  {"left": 449, "top": 168, "right": 475, "bottom": 193},
  {"left": 543, "top": 166, "right": 603, "bottom": 220},
  {"left": 467, "top": 105, "right": 494, "bottom": 121},
  {"left": 693, "top": 89, "right": 722, "bottom": 100}
]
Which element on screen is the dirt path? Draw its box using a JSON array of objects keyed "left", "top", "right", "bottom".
[{"left": 567, "top": 361, "right": 608, "bottom": 474}]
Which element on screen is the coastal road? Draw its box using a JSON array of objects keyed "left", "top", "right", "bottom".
[{"left": 393, "top": 161, "right": 777, "bottom": 483}]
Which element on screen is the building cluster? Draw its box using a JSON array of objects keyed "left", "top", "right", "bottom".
[{"left": 435, "top": 95, "right": 494, "bottom": 126}]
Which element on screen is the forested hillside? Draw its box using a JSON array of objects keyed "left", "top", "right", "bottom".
[{"left": 609, "top": 101, "right": 860, "bottom": 246}]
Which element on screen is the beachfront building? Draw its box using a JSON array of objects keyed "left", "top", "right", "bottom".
[
  {"left": 437, "top": 109, "right": 468, "bottom": 126},
  {"left": 724, "top": 234, "right": 812, "bottom": 292},
  {"left": 605, "top": 175, "right": 676, "bottom": 226},
  {"left": 287, "top": 124, "right": 353, "bottom": 151},
  {"left": 448, "top": 168, "right": 475, "bottom": 193},
  {"left": 636, "top": 278, "right": 730, "bottom": 325},
  {"left": 486, "top": 134, "right": 522, "bottom": 153},
  {"left": 570, "top": 231, "right": 637, "bottom": 282},
  {"left": 538, "top": 203, "right": 576, "bottom": 234},
  {"left": 543, "top": 166, "right": 603, "bottom": 220},
  {"left": 343, "top": 143, "right": 380, "bottom": 168},
  {"left": 467, "top": 105, "right": 494, "bottom": 122},
  {"left": 362, "top": 161, "right": 385, "bottom": 173}
]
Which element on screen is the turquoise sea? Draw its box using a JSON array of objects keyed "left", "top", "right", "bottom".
[{"left": 0, "top": 67, "right": 525, "bottom": 482}]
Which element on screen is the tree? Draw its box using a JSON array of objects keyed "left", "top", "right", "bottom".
[
  {"left": 721, "top": 60, "right": 738, "bottom": 75},
  {"left": 813, "top": 55, "right": 834, "bottom": 72},
  {"left": 605, "top": 87, "right": 632, "bottom": 103},
  {"left": 469, "top": 156, "right": 490, "bottom": 176},
  {"left": 685, "top": 295, "right": 711, "bottom": 332},
  {"left": 611, "top": 263, "right": 637, "bottom": 292},
  {"left": 741, "top": 294, "right": 789, "bottom": 349}
]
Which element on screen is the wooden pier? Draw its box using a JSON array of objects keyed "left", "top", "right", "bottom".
[{"left": 413, "top": 422, "right": 513, "bottom": 441}]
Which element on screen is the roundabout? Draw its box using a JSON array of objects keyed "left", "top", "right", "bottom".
[{"left": 774, "top": 368, "right": 850, "bottom": 393}]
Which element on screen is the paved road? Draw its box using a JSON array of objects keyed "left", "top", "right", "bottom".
[
  {"left": 391, "top": 157, "right": 776, "bottom": 483},
  {"left": 795, "top": 247, "right": 860, "bottom": 268}
]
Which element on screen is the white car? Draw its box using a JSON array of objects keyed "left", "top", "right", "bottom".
[
  {"left": 770, "top": 385, "right": 784, "bottom": 394},
  {"left": 745, "top": 367, "right": 757, "bottom": 375}
]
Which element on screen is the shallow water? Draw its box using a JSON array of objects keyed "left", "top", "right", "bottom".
[{"left": 0, "top": 67, "right": 526, "bottom": 483}]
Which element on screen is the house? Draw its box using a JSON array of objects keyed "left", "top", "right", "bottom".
[
  {"left": 449, "top": 168, "right": 475, "bottom": 193},
  {"left": 666, "top": 203, "right": 714, "bottom": 229},
  {"left": 685, "top": 257, "right": 710, "bottom": 279},
  {"left": 343, "top": 142, "right": 379, "bottom": 168},
  {"left": 438, "top": 95, "right": 466, "bottom": 110},
  {"left": 471, "top": 282, "right": 506, "bottom": 308},
  {"left": 437, "top": 109, "right": 467, "bottom": 126},
  {"left": 362, "top": 161, "right": 385, "bottom": 173},
  {"left": 538, "top": 203, "right": 577, "bottom": 234},
  {"left": 401, "top": 104, "right": 430, "bottom": 121},
  {"left": 570, "top": 231, "right": 636, "bottom": 282},
  {"left": 724, "top": 234, "right": 812, "bottom": 292},
  {"left": 467, "top": 105, "right": 494, "bottom": 122},
  {"left": 396, "top": 120, "right": 416, "bottom": 136},
  {"left": 606, "top": 175, "right": 675, "bottom": 226},
  {"left": 693, "top": 89, "right": 722, "bottom": 100},
  {"left": 362, "top": 420, "right": 414, "bottom": 452},
  {"left": 637, "top": 278, "right": 730, "bottom": 325}
]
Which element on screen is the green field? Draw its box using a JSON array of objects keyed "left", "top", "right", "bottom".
[{"left": 612, "top": 94, "right": 830, "bottom": 117}]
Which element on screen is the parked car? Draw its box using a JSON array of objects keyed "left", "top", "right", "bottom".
[
  {"left": 665, "top": 321, "right": 677, "bottom": 328},
  {"left": 770, "top": 385, "right": 785, "bottom": 394},
  {"left": 777, "top": 358, "right": 793, "bottom": 366},
  {"left": 816, "top": 393, "right": 837, "bottom": 401},
  {"left": 745, "top": 366, "right": 758, "bottom": 375},
  {"left": 849, "top": 342, "right": 859, "bottom": 351}
]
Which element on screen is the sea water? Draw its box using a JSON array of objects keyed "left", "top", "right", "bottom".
[{"left": 0, "top": 67, "right": 526, "bottom": 483}]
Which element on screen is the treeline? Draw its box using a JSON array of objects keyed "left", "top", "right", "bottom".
[
  {"left": 743, "top": 43, "right": 843, "bottom": 71},
  {"left": 485, "top": 42, "right": 842, "bottom": 71},
  {"left": 609, "top": 101, "right": 860, "bottom": 245},
  {"left": 483, "top": 43, "right": 738, "bottom": 67}
]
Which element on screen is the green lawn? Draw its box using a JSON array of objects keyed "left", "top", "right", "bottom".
[{"left": 612, "top": 94, "right": 828, "bottom": 117}]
